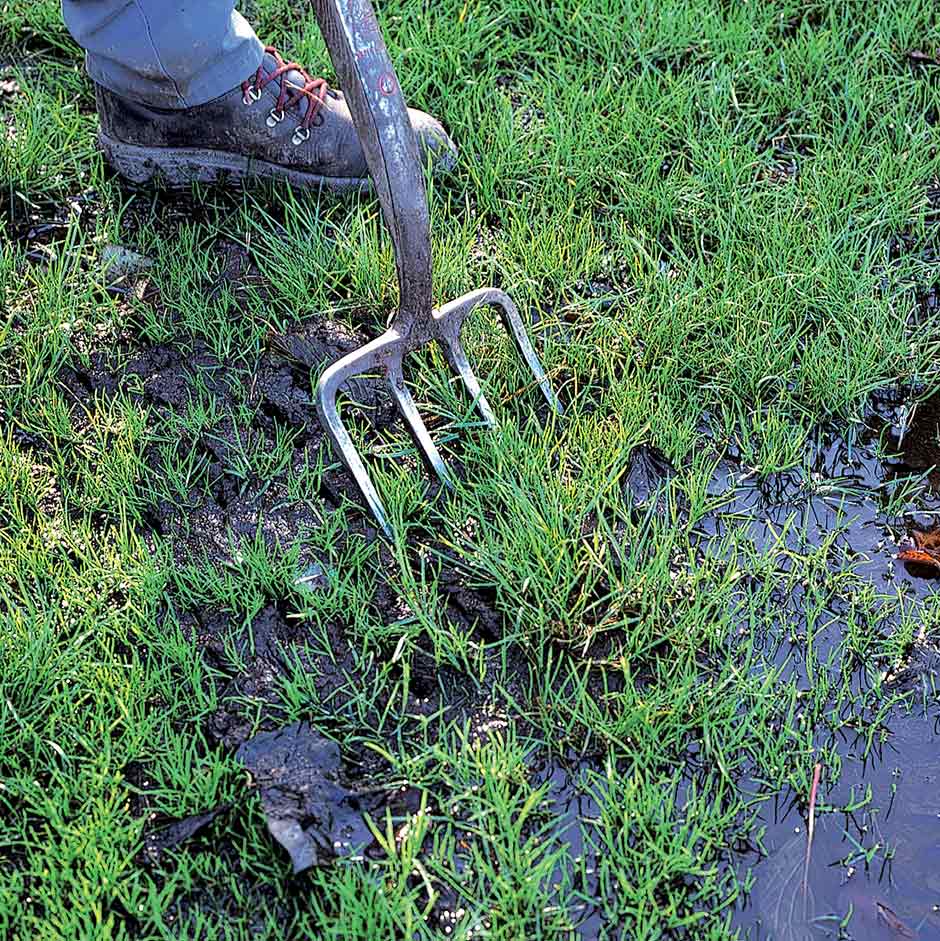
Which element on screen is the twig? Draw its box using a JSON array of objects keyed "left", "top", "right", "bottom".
[{"left": 802, "top": 761, "right": 823, "bottom": 904}]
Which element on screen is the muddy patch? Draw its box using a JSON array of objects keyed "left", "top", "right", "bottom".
[
  {"left": 140, "top": 378, "right": 940, "bottom": 937},
  {"left": 2, "top": 188, "right": 104, "bottom": 262},
  {"left": 71, "top": 300, "right": 403, "bottom": 570}
]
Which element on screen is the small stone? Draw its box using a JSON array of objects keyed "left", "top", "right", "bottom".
[{"left": 101, "top": 244, "right": 153, "bottom": 281}]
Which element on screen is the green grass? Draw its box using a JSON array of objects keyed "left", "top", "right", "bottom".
[{"left": 2, "top": 1, "right": 940, "bottom": 938}]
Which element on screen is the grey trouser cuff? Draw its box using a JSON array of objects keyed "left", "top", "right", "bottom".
[{"left": 62, "top": 1, "right": 265, "bottom": 108}]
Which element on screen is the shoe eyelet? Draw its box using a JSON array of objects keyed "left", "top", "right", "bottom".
[
  {"left": 266, "top": 108, "right": 286, "bottom": 127},
  {"left": 242, "top": 85, "right": 262, "bottom": 106},
  {"left": 292, "top": 126, "right": 311, "bottom": 146},
  {"left": 312, "top": 112, "right": 325, "bottom": 128}
]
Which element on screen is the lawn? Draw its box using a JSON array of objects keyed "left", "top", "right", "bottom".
[{"left": 2, "top": 1, "right": 940, "bottom": 938}]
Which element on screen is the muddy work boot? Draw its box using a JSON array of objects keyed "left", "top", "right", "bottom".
[{"left": 95, "top": 46, "right": 457, "bottom": 191}]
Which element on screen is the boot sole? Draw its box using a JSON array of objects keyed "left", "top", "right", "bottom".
[{"left": 98, "top": 131, "right": 370, "bottom": 193}]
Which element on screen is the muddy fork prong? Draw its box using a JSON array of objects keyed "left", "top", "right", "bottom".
[{"left": 434, "top": 288, "right": 564, "bottom": 422}]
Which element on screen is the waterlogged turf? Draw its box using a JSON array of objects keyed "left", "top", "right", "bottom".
[{"left": 3, "top": 1, "right": 940, "bottom": 939}]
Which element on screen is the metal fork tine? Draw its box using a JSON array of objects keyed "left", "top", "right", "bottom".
[
  {"left": 440, "top": 288, "right": 563, "bottom": 415},
  {"left": 435, "top": 288, "right": 562, "bottom": 422},
  {"left": 482, "top": 288, "right": 563, "bottom": 415},
  {"left": 439, "top": 332, "right": 497, "bottom": 427},
  {"left": 387, "top": 359, "right": 453, "bottom": 486},
  {"left": 315, "top": 330, "right": 400, "bottom": 538}
]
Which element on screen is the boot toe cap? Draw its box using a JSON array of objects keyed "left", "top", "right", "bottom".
[{"left": 408, "top": 109, "right": 458, "bottom": 175}]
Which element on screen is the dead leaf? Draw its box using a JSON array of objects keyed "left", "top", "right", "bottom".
[
  {"left": 911, "top": 528, "right": 940, "bottom": 550},
  {"left": 897, "top": 548, "right": 940, "bottom": 571},
  {"left": 897, "top": 527, "right": 940, "bottom": 572}
]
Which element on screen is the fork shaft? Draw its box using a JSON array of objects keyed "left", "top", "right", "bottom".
[
  {"left": 312, "top": 0, "right": 432, "bottom": 326},
  {"left": 310, "top": 1, "right": 562, "bottom": 539}
]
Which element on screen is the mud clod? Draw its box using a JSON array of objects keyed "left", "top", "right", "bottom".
[
  {"left": 623, "top": 444, "right": 685, "bottom": 522},
  {"left": 142, "top": 807, "right": 228, "bottom": 863},
  {"left": 236, "top": 722, "right": 369, "bottom": 873},
  {"left": 268, "top": 319, "right": 396, "bottom": 427},
  {"left": 894, "top": 393, "right": 940, "bottom": 490}
]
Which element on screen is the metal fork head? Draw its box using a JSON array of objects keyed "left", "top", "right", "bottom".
[
  {"left": 312, "top": 0, "right": 561, "bottom": 535},
  {"left": 316, "top": 288, "right": 562, "bottom": 537}
]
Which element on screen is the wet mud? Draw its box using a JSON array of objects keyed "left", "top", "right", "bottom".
[{"left": 1, "top": 188, "right": 105, "bottom": 264}]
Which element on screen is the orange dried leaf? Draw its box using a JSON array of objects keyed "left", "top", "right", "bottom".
[{"left": 897, "top": 548, "right": 940, "bottom": 571}]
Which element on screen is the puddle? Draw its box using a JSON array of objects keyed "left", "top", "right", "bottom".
[
  {"left": 532, "top": 757, "right": 604, "bottom": 938},
  {"left": 702, "top": 394, "right": 940, "bottom": 939},
  {"left": 735, "top": 708, "right": 940, "bottom": 940},
  {"left": 694, "top": 395, "right": 940, "bottom": 680}
]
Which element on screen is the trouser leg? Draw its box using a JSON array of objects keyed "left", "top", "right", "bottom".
[{"left": 61, "top": 0, "right": 264, "bottom": 108}]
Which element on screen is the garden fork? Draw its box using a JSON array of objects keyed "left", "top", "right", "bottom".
[{"left": 312, "top": 0, "right": 562, "bottom": 536}]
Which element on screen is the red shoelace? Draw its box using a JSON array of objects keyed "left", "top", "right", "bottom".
[{"left": 242, "top": 46, "right": 329, "bottom": 130}]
